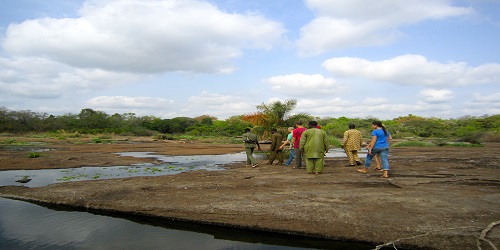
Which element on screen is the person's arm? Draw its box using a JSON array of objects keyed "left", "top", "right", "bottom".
[
  {"left": 342, "top": 131, "right": 348, "bottom": 148},
  {"left": 279, "top": 139, "right": 289, "bottom": 149},
  {"left": 255, "top": 137, "right": 261, "bottom": 150},
  {"left": 367, "top": 135, "right": 377, "bottom": 155}
]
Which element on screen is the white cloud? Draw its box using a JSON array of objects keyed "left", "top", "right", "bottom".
[
  {"left": 0, "top": 56, "right": 139, "bottom": 98},
  {"left": 322, "top": 54, "right": 500, "bottom": 87},
  {"left": 188, "top": 91, "right": 255, "bottom": 117},
  {"left": 298, "top": 0, "right": 473, "bottom": 55},
  {"left": 87, "top": 96, "right": 174, "bottom": 109},
  {"left": 2, "top": 0, "right": 285, "bottom": 74},
  {"left": 292, "top": 97, "right": 454, "bottom": 119},
  {"left": 419, "top": 89, "right": 454, "bottom": 103},
  {"left": 264, "top": 73, "right": 344, "bottom": 97},
  {"left": 363, "top": 98, "right": 389, "bottom": 105}
]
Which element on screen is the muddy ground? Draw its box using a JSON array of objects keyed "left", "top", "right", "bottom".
[{"left": 0, "top": 136, "right": 499, "bottom": 249}]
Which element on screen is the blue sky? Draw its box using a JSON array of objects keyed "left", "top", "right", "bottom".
[{"left": 0, "top": 0, "right": 499, "bottom": 120}]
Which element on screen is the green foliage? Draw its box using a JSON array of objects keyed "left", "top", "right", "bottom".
[
  {"left": 27, "top": 152, "right": 41, "bottom": 158},
  {"left": 2, "top": 139, "right": 16, "bottom": 144},
  {"left": 327, "top": 136, "right": 342, "bottom": 147},
  {"left": 256, "top": 99, "right": 297, "bottom": 126},
  {"left": 91, "top": 137, "right": 102, "bottom": 143},
  {"left": 0, "top": 107, "right": 498, "bottom": 144}
]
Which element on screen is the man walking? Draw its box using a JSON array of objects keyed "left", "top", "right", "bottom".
[
  {"left": 292, "top": 121, "right": 307, "bottom": 169},
  {"left": 268, "top": 128, "right": 284, "bottom": 165},
  {"left": 242, "top": 128, "right": 261, "bottom": 168},
  {"left": 342, "top": 124, "right": 363, "bottom": 166},
  {"left": 300, "top": 121, "right": 329, "bottom": 174}
]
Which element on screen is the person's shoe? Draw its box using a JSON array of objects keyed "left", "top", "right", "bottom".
[
  {"left": 356, "top": 161, "right": 362, "bottom": 165},
  {"left": 345, "top": 164, "right": 355, "bottom": 167},
  {"left": 252, "top": 163, "right": 259, "bottom": 168}
]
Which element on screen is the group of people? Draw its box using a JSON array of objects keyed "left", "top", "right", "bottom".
[{"left": 242, "top": 120, "right": 392, "bottom": 178}]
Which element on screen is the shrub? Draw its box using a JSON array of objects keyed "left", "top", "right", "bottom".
[
  {"left": 91, "top": 137, "right": 102, "bottom": 143},
  {"left": 27, "top": 152, "right": 41, "bottom": 158}
]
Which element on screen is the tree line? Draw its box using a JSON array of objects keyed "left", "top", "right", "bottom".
[{"left": 1, "top": 103, "right": 499, "bottom": 143}]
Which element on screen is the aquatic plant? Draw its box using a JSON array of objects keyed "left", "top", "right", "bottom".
[
  {"left": 27, "top": 152, "right": 41, "bottom": 158},
  {"left": 57, "top": 174, "right": 88, "bottom": 181}
]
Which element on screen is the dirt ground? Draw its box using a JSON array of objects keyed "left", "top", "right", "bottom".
[{"left": 0, "top": 136, "right": 499, "bottom": 249}]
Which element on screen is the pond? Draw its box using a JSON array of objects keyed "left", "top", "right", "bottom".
[{"left": 0, "top": 149, "right": 372, "bottom": 249}]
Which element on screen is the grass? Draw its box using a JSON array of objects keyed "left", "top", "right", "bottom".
[
  {"left": 443, "top": 142, "right": 484, "bottom": 147},
  {"left": 392, "top": 141, "right": 435, "bottom": 147},
  {"left": 27, "top": 152, "right": 42, "bottom": 158},
  {"left": 392, "top": 140, "right": 484, "bottom": 147}
]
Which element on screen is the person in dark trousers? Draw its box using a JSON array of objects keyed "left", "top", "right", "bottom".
[
  {"left": 242, "top": 128, "right": 261, "bottom": 168},
  {"left": 268, "top": 128, "right": 284, "bottom": 165}
]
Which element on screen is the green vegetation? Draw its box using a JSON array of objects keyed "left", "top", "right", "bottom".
[
  {"left": 1, "top": 105, "right": 498, "bottom": 146},
  {"left": 27, "top": 152, "right": 42, "bottom": 158}
]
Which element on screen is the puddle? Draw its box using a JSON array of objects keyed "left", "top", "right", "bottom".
[{"left": 0, "top": 149, "right": 365, "bottom": 188}]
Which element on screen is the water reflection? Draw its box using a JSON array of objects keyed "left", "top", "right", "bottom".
[{"left": 0, "top": 198, "right": 372, "bottom": 250}]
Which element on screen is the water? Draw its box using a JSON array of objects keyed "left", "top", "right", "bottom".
[
  {"left": 0, "top": 198, "right": 372, "bottom": 249},
  {"left": 0, "top": 149, "right": 360, "bottom": 188}
]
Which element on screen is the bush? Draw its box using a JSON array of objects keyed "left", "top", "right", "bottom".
[
  {"left": 91, "top": 137, "right": 102, "bottom": 143},
  {"left": 481, "top": 132, "right": 500, "bottom": 142},
  {"left": 154, "top": 134, "right": 174, "bottom": 140},
  {"left": 27, "top": 152, "right": 41, "bottom": 158}
]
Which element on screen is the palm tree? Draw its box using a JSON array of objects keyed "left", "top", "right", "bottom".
[{"left": 256, "top": 99, "right": 297, "bottom": 126}]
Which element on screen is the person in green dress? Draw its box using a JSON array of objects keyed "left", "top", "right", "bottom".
[{"left": 299, "top": 121, "right": 329, "bottom": 174}]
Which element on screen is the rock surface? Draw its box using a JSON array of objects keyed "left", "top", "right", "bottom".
[{"left": 0, "top": 137, "right": 499, "bottom": 249}]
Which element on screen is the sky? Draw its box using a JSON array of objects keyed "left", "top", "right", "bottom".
[{"left": 0, "top": 0, "right": 499, "bottom": 120}]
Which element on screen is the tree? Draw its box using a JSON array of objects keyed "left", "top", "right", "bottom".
[
  {"left": 256, "top": 99, "right": 297, "bottom": 126},
  {"left": 78, "top": 108, "right": 109, "bottom": 131}
]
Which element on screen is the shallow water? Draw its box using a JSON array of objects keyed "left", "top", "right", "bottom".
[
  {"left": 0, "top": 198, "right": 372, "bottom": 249},
  {"left": 0, "top": 149, "right": 361, "bottom": 188}
]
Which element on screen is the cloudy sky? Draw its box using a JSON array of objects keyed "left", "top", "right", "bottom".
[{"left": 0, "top": 0, "right": 499, "bottom": 120}]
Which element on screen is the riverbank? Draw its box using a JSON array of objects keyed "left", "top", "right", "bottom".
[{"left": 0, "top": 137, "right": 499, "bottom": 249}]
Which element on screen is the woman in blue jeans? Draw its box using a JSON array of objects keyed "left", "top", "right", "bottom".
[{"left": 357, "top": 121, "right": 391, "bottom": 178}]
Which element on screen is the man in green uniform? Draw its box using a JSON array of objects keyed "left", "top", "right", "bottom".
[
  {"left": 242, "top": 128, "right": 261, "bottom": 168},
  {"left": 267, "top": 128, "right": 284, "bottom": 165},
  {"left": 299, "top": 121, "right": 329, "bottom": 174}
]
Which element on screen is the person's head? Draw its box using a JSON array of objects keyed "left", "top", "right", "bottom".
[
  {"left": 244, "top": 128, "right": 251, "bottom": 132},
  {"left": 372, "top": 121, "right": 388, "bottom": 135},
  {"left": 294, "top": 121, "right": 303, "bottom": 127},
  {"left": 288, "top": 127, "right": 294, "bottom": 132},
  {"left": 308, "top": 120, "right": 318, "bottom": 128},
  {"left": 349, "top": 123, "right": 356, "bottom": 129},
  {"left": 372, "top": 121, "right": 382, "bottom": 128}
]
